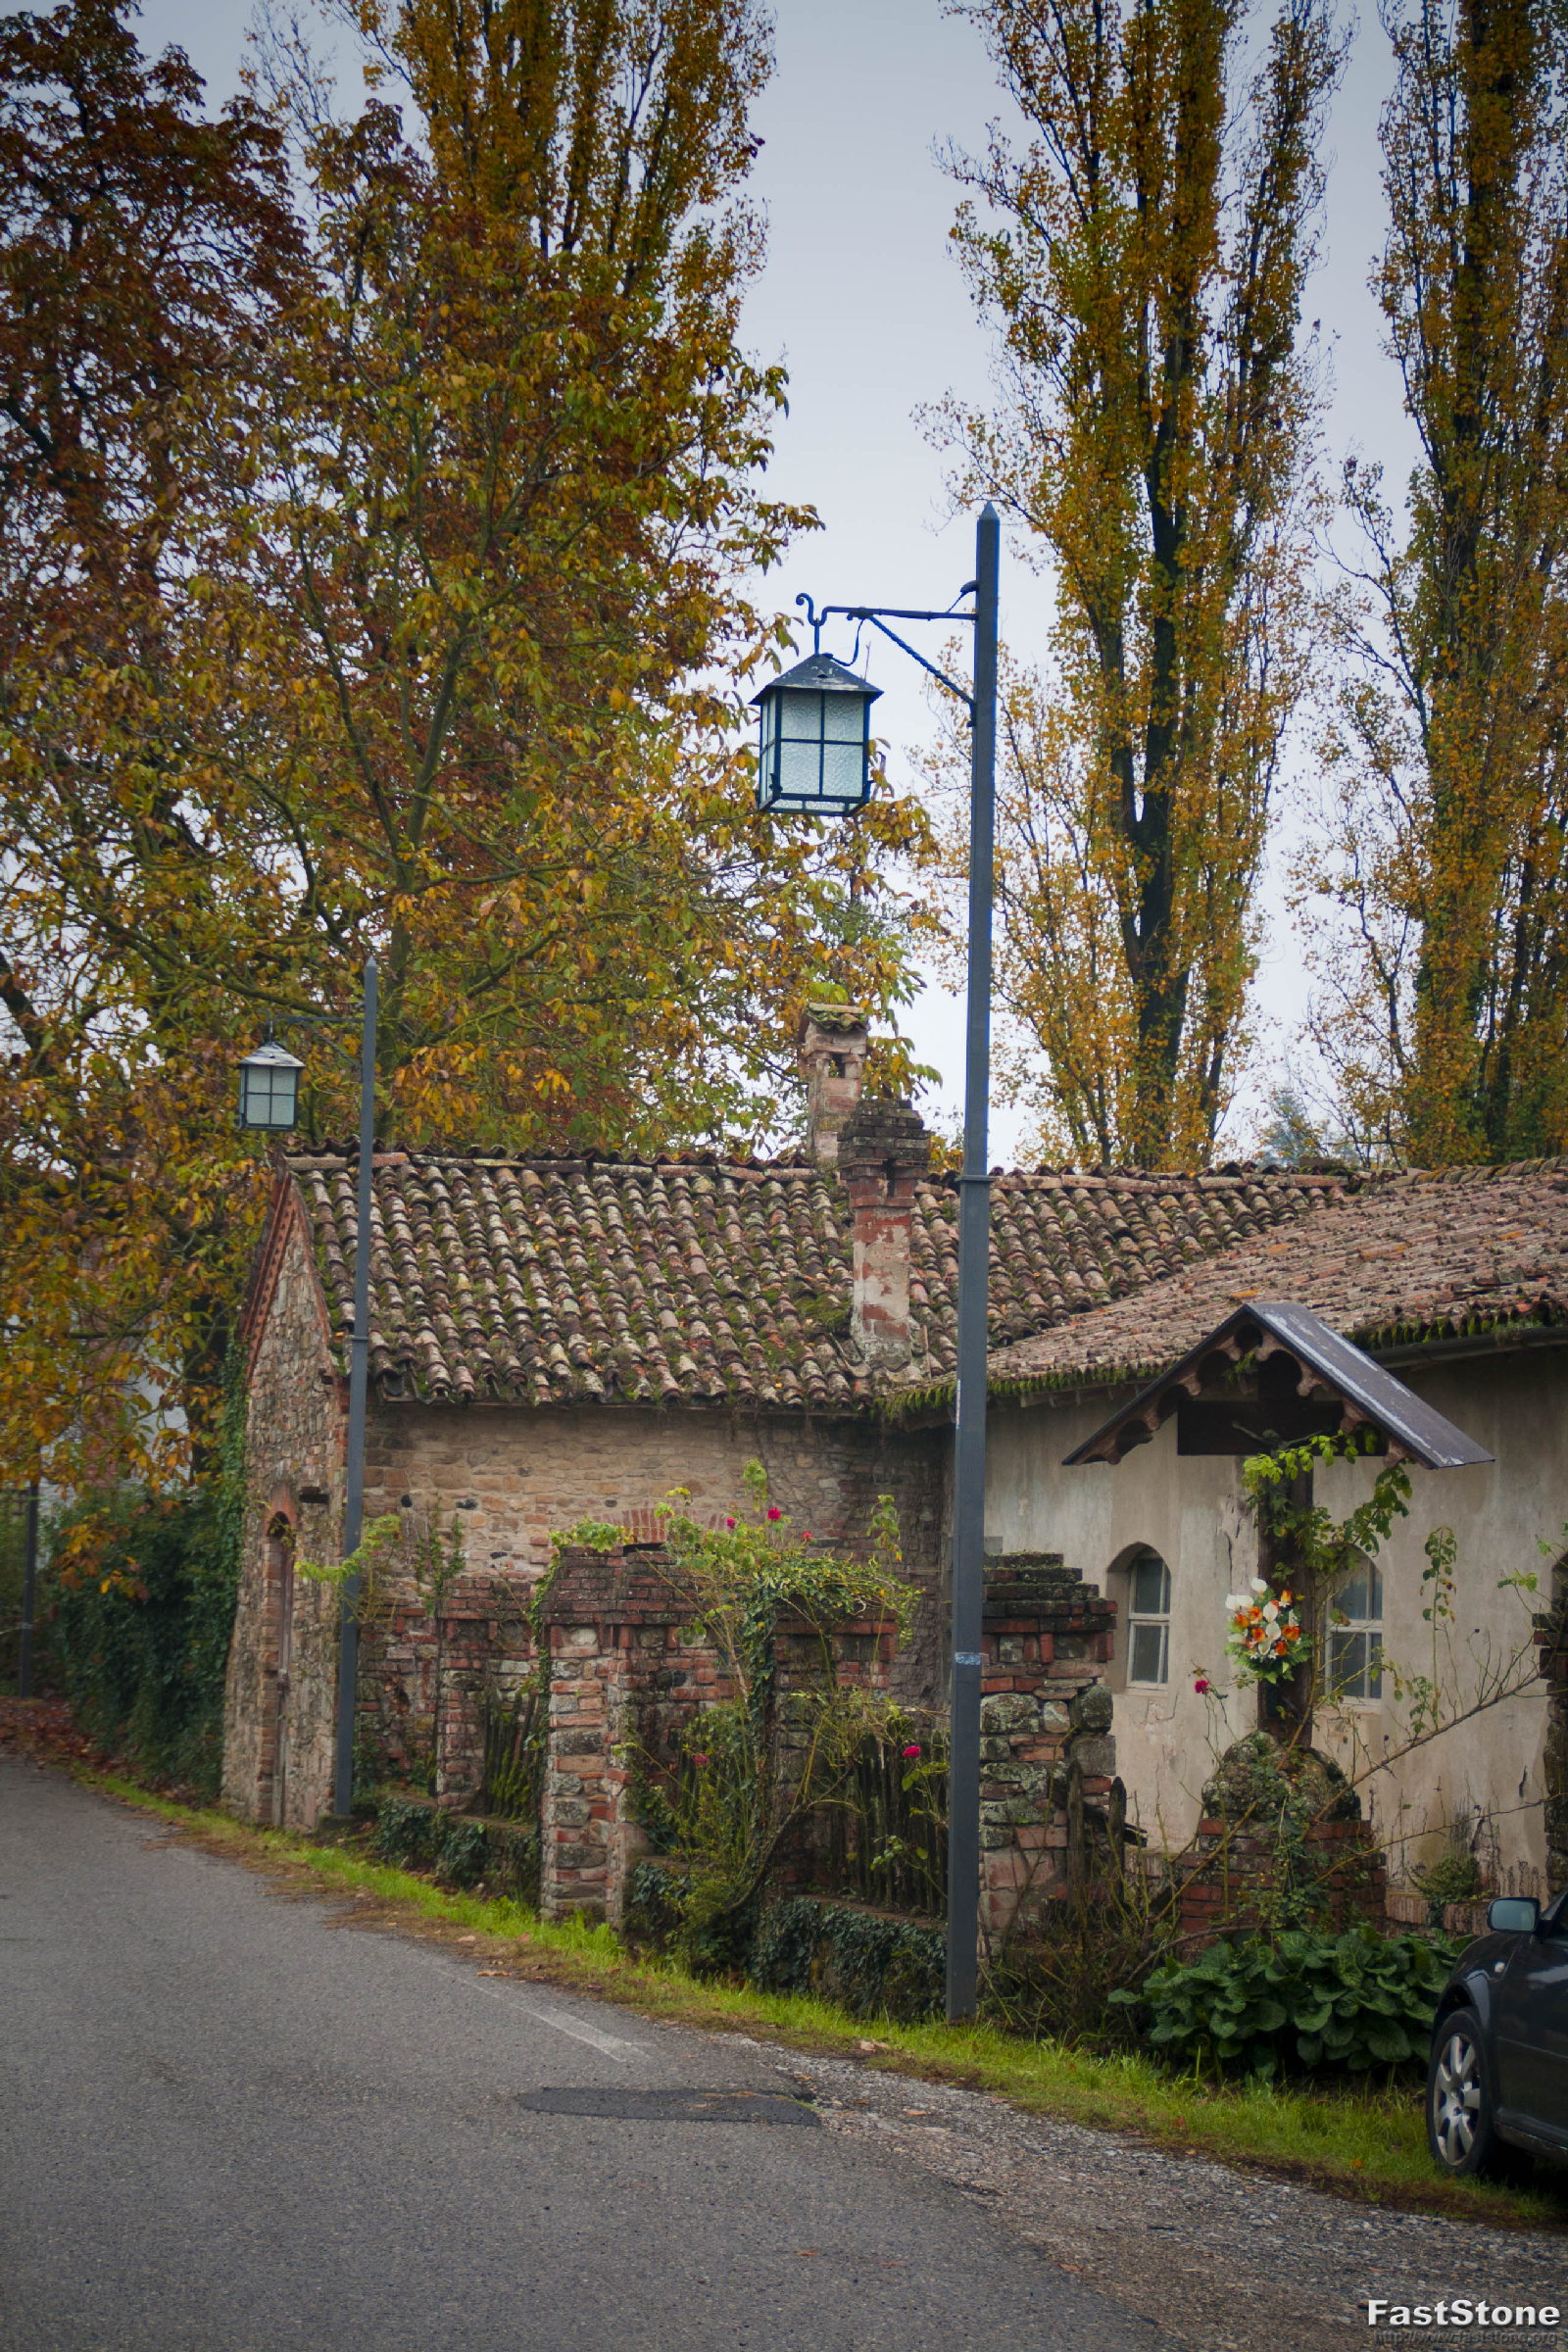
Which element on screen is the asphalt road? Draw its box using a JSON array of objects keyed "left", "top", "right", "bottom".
[{"left": 0, "top": 1762, "right": 1169, "bottom": 2352}]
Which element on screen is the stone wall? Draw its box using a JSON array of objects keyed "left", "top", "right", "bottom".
[
  {"left": 1173, "top": 1735, "right": 1387, "bottom": 1948},
  {"left": 535, "top": 1541, "right": 1119, "bottom": 1945},
  {"left": 359, "top": 1568, "right": 536, "bottom": 1801},
  {"left": 352, "top": 1394, "right": 948, "bottom": 1809},
  {"left": 230, "top": 1241, "right": 950, "bottom": 1824},
  {"left": 1539, "top": 1553, "right": 1568, "bottom": 1889},
  {"left": 222, "top": 1206, "right": 344, "bottom": 1829},
  {"left": 538, "top": 1548, "right": 739, "bottom": 1924}
]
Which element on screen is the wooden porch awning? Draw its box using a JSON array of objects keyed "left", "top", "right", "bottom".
[{"left": 1061, "top": 1300, "right": 1494, "bottom": 1470}]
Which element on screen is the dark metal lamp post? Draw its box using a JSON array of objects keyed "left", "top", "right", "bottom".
[
  {"left": 238, "top": 956, "right": 379, "bottom": 1822},
  {"left": 757, "top": 504, "right": 1000, "bottom": 2022}
]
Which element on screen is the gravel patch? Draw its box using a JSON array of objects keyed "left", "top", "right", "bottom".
[{"left": 728, "top": 2042, "right": 1568, "bottom": 2352}]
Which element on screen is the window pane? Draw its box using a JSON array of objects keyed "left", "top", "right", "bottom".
[
  {"left": 1131, "top": 1553, "right": 1170, "bottom": 1616},
  {"left": 1330, "top": 1629, "right": 1380, "bottom": 1701},
  {"left": 1129, "top": 1621, "right": 1168, "bottom": 1684},
  {"left": 1339, "top": 1554, "right": 1383, "bottom": 1624},
  {"left": 1330, "top": 1627, "right": 1358, "bottom": 1695},
  {"left": 821, "top": 694, "right": 866, "bottom": 743}
]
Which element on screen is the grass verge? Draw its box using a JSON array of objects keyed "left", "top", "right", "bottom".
[{"left": 54, "top": 1758, "right": 1565, "bottom": 2234}]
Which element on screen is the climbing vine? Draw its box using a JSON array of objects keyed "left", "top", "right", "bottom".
[{"left": 624, "top": 1464, "right": 916, "bottom": 1969}]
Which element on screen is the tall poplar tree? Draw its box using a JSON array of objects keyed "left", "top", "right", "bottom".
[
  {"left": 936, "top": 0, "right": 1342, "bottom": 1167},
  {"left": 1307, "top": 0, "right": 1568, "bottom": 1164}
]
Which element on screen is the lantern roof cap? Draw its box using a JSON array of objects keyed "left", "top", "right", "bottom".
[
  {"left": 750, "top": 652, "right": 882, "bottom": 707},
  {"left": 239, "top": 1038, "right": 305, "bottom": 1071}
]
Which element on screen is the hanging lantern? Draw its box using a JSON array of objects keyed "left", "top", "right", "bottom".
[
  {"left": 752, "top": 653, "right": 881, "bottom": 816},
  {"left": 237, "top": 1038, "right": 305, "bottom": 1131}
]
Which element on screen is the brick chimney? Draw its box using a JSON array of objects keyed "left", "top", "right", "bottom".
[
  {"left": 798, "top": 1004, "right": 869, "bottom": 1165},
  {"left": 838, "top": 1097, "right": 930, "bottom": 1374}
]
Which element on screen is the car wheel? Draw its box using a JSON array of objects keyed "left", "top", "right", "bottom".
[{"left": 1427, "top": 2008, "right": 1514, "bottom": 2180}]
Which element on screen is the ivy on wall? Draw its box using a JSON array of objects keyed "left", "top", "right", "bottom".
[{"left": 38, "top": 1349, "right": 248, "bottom": 1792}]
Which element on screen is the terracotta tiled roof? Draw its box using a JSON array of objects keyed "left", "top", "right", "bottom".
[
  {"left": 288, "top": 1152, "right": 1358, "bottom": 1410},
  {"left": 988, "top": 1158, "right": 1568, "bottom": 1396}
]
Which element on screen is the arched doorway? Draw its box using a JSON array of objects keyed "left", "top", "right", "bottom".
[{"left": 265, "top": 1510, "right": 297, "bottom": 1827}]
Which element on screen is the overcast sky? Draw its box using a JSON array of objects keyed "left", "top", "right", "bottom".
[{"left": 140, "top": 0, "right": 1419, "bottom": 1160}]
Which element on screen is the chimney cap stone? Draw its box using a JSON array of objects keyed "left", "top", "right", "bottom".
[{"left": 797, "top": 1001, "right": 869, "bottom": 1043}]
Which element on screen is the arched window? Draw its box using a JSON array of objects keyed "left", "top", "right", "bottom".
[
  {"left": 1125, "top": 1546, "right": 1172, "bottom": 1686},
  {"left": 1328, "top": 1556, "right": 1383, "bottom": 1702}
]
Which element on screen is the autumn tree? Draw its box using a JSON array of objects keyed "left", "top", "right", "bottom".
[
  {"left": 933, "top": 0, "right": 1342, "bottom": 1167},
  {"left": 1304, "top": 0, "right": 1568, "bottom": 1164},
  {"left": 0, "top": 0, "right": 927, "bottom": 1487}
]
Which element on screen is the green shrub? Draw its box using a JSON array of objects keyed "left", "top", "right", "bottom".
[
  {"left": 374, "top": 1793, "right": 442, "bottom": 1871},
  {"left": 434, "top": 1814, "right": 488, "bottom": 1888},
  {"left": 372, "top": 1795, "right": 539, "bottom": 1904},
  {"left": 1112, "top": 1927, "right": 1459, "bottom": 2079},
  {"left": 474, "top": 1818, "right": 540, "bottom": 1905},
  {"left": 1412, "top": 1847, "right": 1484, "bottom": 1924},
  {"left": 751, "top": 1894, "right": 946, "bottom": 2022},
  {"left": 42, "top": 1486, "right": 240, "bottom": 1793}
]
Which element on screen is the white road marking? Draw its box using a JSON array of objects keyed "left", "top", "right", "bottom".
[
  {"left": 403, "top": 1946, "right": 647, "bottom": 2062},
  {"left": 514, "top": 2002, "right": 646, "bottom": 2063}
]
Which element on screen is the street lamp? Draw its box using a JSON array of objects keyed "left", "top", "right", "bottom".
[
  {"left": 236, "top": 1040, "right": 305, "bottom": 1131},
  {"left": 238, "top": 956, "right": 379, "bottom": 1823},
  {"left": 758, "top": 505, "right": 1000, "bottom": 2023},
  {"left": 752, "top": 652, "right": 882, "bottom": 815}
]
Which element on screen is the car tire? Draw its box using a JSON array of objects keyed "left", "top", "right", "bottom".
[{"left": 1427, "top": 2007, "right": 1518, "bottom": 2180}]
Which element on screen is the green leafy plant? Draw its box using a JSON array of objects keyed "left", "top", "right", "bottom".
[
  {"left": 38, "top": 1352, "right": 248, "bottom": 1792},
  {"left": 372, "top": 1791, "right": 538, "bottom": 1903},
  {"left": 296, "top": 1515, "right": 404, "bottom": 1617},
  {"left": 1412, "top": 1845, "right": 1485, "bottom": 1925},
  {"left": 750, "top": 1894, "right": 947, "bottom": 2022},
  {"left": 1112, "top": 1927, "right": 1458, "bottom": 2080}
]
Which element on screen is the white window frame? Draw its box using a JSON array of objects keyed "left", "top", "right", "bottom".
[
  {"left": 1124, "top": 1548, "right": 1172, "bottom": 1688},
  {"left": 1327, "top": 1555, "right": 1384, "bottom": 1704}
]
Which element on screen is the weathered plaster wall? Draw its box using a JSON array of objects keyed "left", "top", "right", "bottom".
[
  {"left": 984, "top": 1352, "right": 1564, "bottom": 1890},
  {"left": 222, "top": 1212, "right": 343, "bottom": 1828}
]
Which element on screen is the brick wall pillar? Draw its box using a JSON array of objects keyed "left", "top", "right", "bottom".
[
  {"left": 977, "top": 1556, "right": 1119, "bottom": 1943},
  {"left": 538, "top": 1547, "right": 734, "bottom": 1926}
]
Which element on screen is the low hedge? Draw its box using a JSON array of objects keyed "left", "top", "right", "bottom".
[
  {"left": 751, "top": 1895, "right": 946, "bottom": 2022},
  {"left": 625, "top": 1862, "right": 945, "bottom": 2022},
  {"left": 372, "top": 1793, "right": 540, "bottom": 1905}
]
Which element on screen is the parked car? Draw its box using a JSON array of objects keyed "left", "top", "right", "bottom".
[{"left": 1427, "top": 1889, "right": 1568, "bottom": 2176}]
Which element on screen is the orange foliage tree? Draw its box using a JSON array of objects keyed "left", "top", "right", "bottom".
[{"left": 0, "top": 0, "right": 930, "bottom": 1488}]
